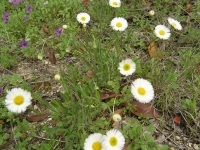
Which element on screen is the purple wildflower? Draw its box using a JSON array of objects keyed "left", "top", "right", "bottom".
[
  {"left": 12, "top": 0, "right": 22, "bottom": 5},
  {"left": 3, "top": 13, "right": 10, "bottom": 23},
  {"left": 20, "top": 40, "right": 28, "bottom": 48},
  {"left": 4, "top": 13, "right": 10, "bottom": 18},
  {"left": 24, "top": 15, "right": 29, "bottom": 19},
  {"left": 127, "top": 53, "right": 131, "bottom": 57},
  {"left": 66, "top": 57, "right": 71, "bottom": 62},
  {"left": 4, "top": 18, "right": 9, "bottom": 23},
  {"left": 55, "top": 28, "right": 63, "bottom": 37},
  {"left": 56, "top": 28, "right": 63, "bottom": 34},
  {"left": 13, "top": 1, "right": 19, "bottom": 5},
  {"left": 0, "top": 88, "right": 3, "bottom": 93},
  {"left": 26, "top": 6, "right": 32, "bottom": 13}
]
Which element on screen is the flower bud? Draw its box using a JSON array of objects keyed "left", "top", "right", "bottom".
[
  {"left": 37, "top": 53, "right": 43, "bottom": 60},
  {"left": 54, "top": 74, "right": 61, "bottom": 80},
  {"left": 83, "top": 23, "right": 87, "bottom": 28},
  {"left": 62, "top": 25, "right": 68, "bottom": 29},
  {"left": 112, "top": 114, "right": 121, "bottom": 122},
  {"left": 149, "top": 10, "right": 155, "bottom": 16}
]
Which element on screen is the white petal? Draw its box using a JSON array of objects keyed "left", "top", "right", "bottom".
[
  {"left": 4, "top": 88, "right": 32, "bottom": 113},
  {"left": 131, "top": 78, "right": 154, "bottom": 103}
]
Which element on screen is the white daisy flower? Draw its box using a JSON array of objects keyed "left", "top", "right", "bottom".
[
  {"left": 103, "top": 129, "right": 125, "bottom": 150},
  {"left": 84, "top": 133, "right": 104, "bottom": 150},
  {"left": 131, "top": 78, "right": 154, "bottom": 103},
  {"left": 112, "top": 114, "right": 122, "bottom": 122},
  {"left": 5, "top": 88, "right": 32, "bottom": 113},
  {"left": 109, "top": 0, "right": 121, "bottom": 8},
  {"left": 118, "top": 59, "right": 136, "bottom": 76},
  {"left": 77, "top": 12, "right": 90, "bottom": 24},
  {"left": 110, "top": 17, "right": 128, "bottom": 31},
  {"left": 167, "top": 17, "right": 182, "bottom": 30},
  {"left": 154, "top": 25, "right": 171, "bottom": 40}
]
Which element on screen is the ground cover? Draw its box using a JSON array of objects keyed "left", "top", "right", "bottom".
[{"left": 0, "top": 0, "right": 200, "bottom": 149}]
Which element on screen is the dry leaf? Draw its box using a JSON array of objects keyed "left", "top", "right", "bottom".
[
  {"left": 41, "top": 25, "right": 49, "bottom": 33},
  {"left": 49, "top": 51, "right": 56, "bottom": 64},
  {"left": 114, "top": 109, "right": 124, "bottom": 116},
  {"left": 141, "top": 28, "right": 151, "bottom": 32},
  {"left": 79, "top": 47, "right": 85, "bottom": 52},
  {"left": 100, "top": 92, "right": 124, "bottom": 100},
  {"left": 161, "top": 1, "right": 166, "bottom": 5},
  {"left": 173, "top": 116, "right": 181, "bottom": 124},
  {"left": 83, "top": 0, "right": 89, "bottom": 4},
  {"left": 180, "top": 21, "right": 188, "bottom": 28},
  {"left": 0, "top": 120, "right": 5, "bottom": 124},
  {"left": 197, "top": 66, "right": 200, "bottom": 75},
  {"left": 186, "top": 3, "right": 192, "bottom": 10},
  {"left": 26, "top": 113, "right": 50, "bottom": 122},
  {"left": 51, "top": 120, "right": 57, "bottom": 125},
  {"left": 52, "top": 46, "right": 58, "bottom": 50},
  {"left": 142, "top": 0, "right": 147, "bottom": 6},
  {"left": 148, "top": 42, "right": 164, "bottom": 60},
  {"left": 58, "top": 132, "right": 65, "bottom": 136},
  {"left": 148, "top": 42, "right": 158, "bottom": 58},
  {"left": 124, "top": 101, "right": 160, "bottom": 118},
  {"left": 122, "top": 144, "right": 129, "bottom": 150},
  {"left": 32, "top": 81, "right": 51, "bottom": 92},
  {"left": 86, "top": 71, "right": 95, "bottom": 79},
  {"left": 125, "top": 0, "right": 131, "bottom": 4}
]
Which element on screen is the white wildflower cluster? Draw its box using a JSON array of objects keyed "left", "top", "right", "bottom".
[
  {"left": 84, "top": 129, "right": 125, "bottom": 150},
  {"left": 118, "top": 58, "right": 155, "bottom": 103},
  {"left": 155, "top": 17, "right": 182, "bottom": 40}
]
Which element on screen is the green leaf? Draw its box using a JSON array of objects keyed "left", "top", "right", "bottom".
[{"left": 146, "top": 124, "right": 154, "bottom": 133}]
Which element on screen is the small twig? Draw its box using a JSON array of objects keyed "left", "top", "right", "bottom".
[
  {"left": 177, "top": 108, "right": 200, "bottom": 138},
  {"left": 112, "top": 99, "right": 116, "bottom": 113},
  {"left": 0, "top": 67, "right": 15, "bottom": 75},
  {"left": 53, "top": 137, "right": 61, "bottom": 150},
  {"left": 29, "top": 80, "right": 52, "bottom": 84},
  {"left": 33, "top": 136, "right": 66, "bottom": 143},
  {"left": 156, "top": 126, "right": 175, "bottom": 142},
  {"left": 11, "top": 123, "right": 17, "bottom": 144},
  {"left": 183, "top": 110, "right": 200, "bottom": 128},
  {"left": 155, "top": 127, "right": 185, "bottom": 149},
  {"left": 173, "top": 1, "right": 200, "bottom": 25}
]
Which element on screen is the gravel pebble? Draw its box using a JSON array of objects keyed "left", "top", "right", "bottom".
[
  {"left": 188, "top": 143, "right": 192, "bottom": 147},
  {"left": 175, "top": 136, "right": 181, "bottom": 140},
  {"left": 156, "top": 134, "right": 166, "bottom": 143},
  {"left": 193, "top": 144, "right": 199, "bottom": 150}
]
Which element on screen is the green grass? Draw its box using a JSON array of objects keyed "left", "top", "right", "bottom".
[{"left": 0, "top": 0, "right": 200, "bottom": 149}]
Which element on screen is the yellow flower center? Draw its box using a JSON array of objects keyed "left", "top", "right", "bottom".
[
  {"left": 14, "top": 95, "right": 24, "bottom": 105},
  {"left": 109, "top": 137, "right": 118, "bottom": 146},
  {"left": 123, "top": 64, "right": 130, "bottom": 71},
  {"left": 92, "top": 142, "right": 102, "bottom": 150},
  {"left": 116, "top": 22, "right": 122, "bottom": 27},
  {"left": 112, "top": 2, "right": 117, "bottom": 6},
  {"left": 159, "top": 30, "right": 165, "bottom": 36},
  {"left": 138, "top": 87, "right": 146, "bottom": 96},
  {"left": 81, "top": 16, "right": 86, "bottom": 21},
  {"left": 172, "top": 22, "right": 177, "bottom": 27}
]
